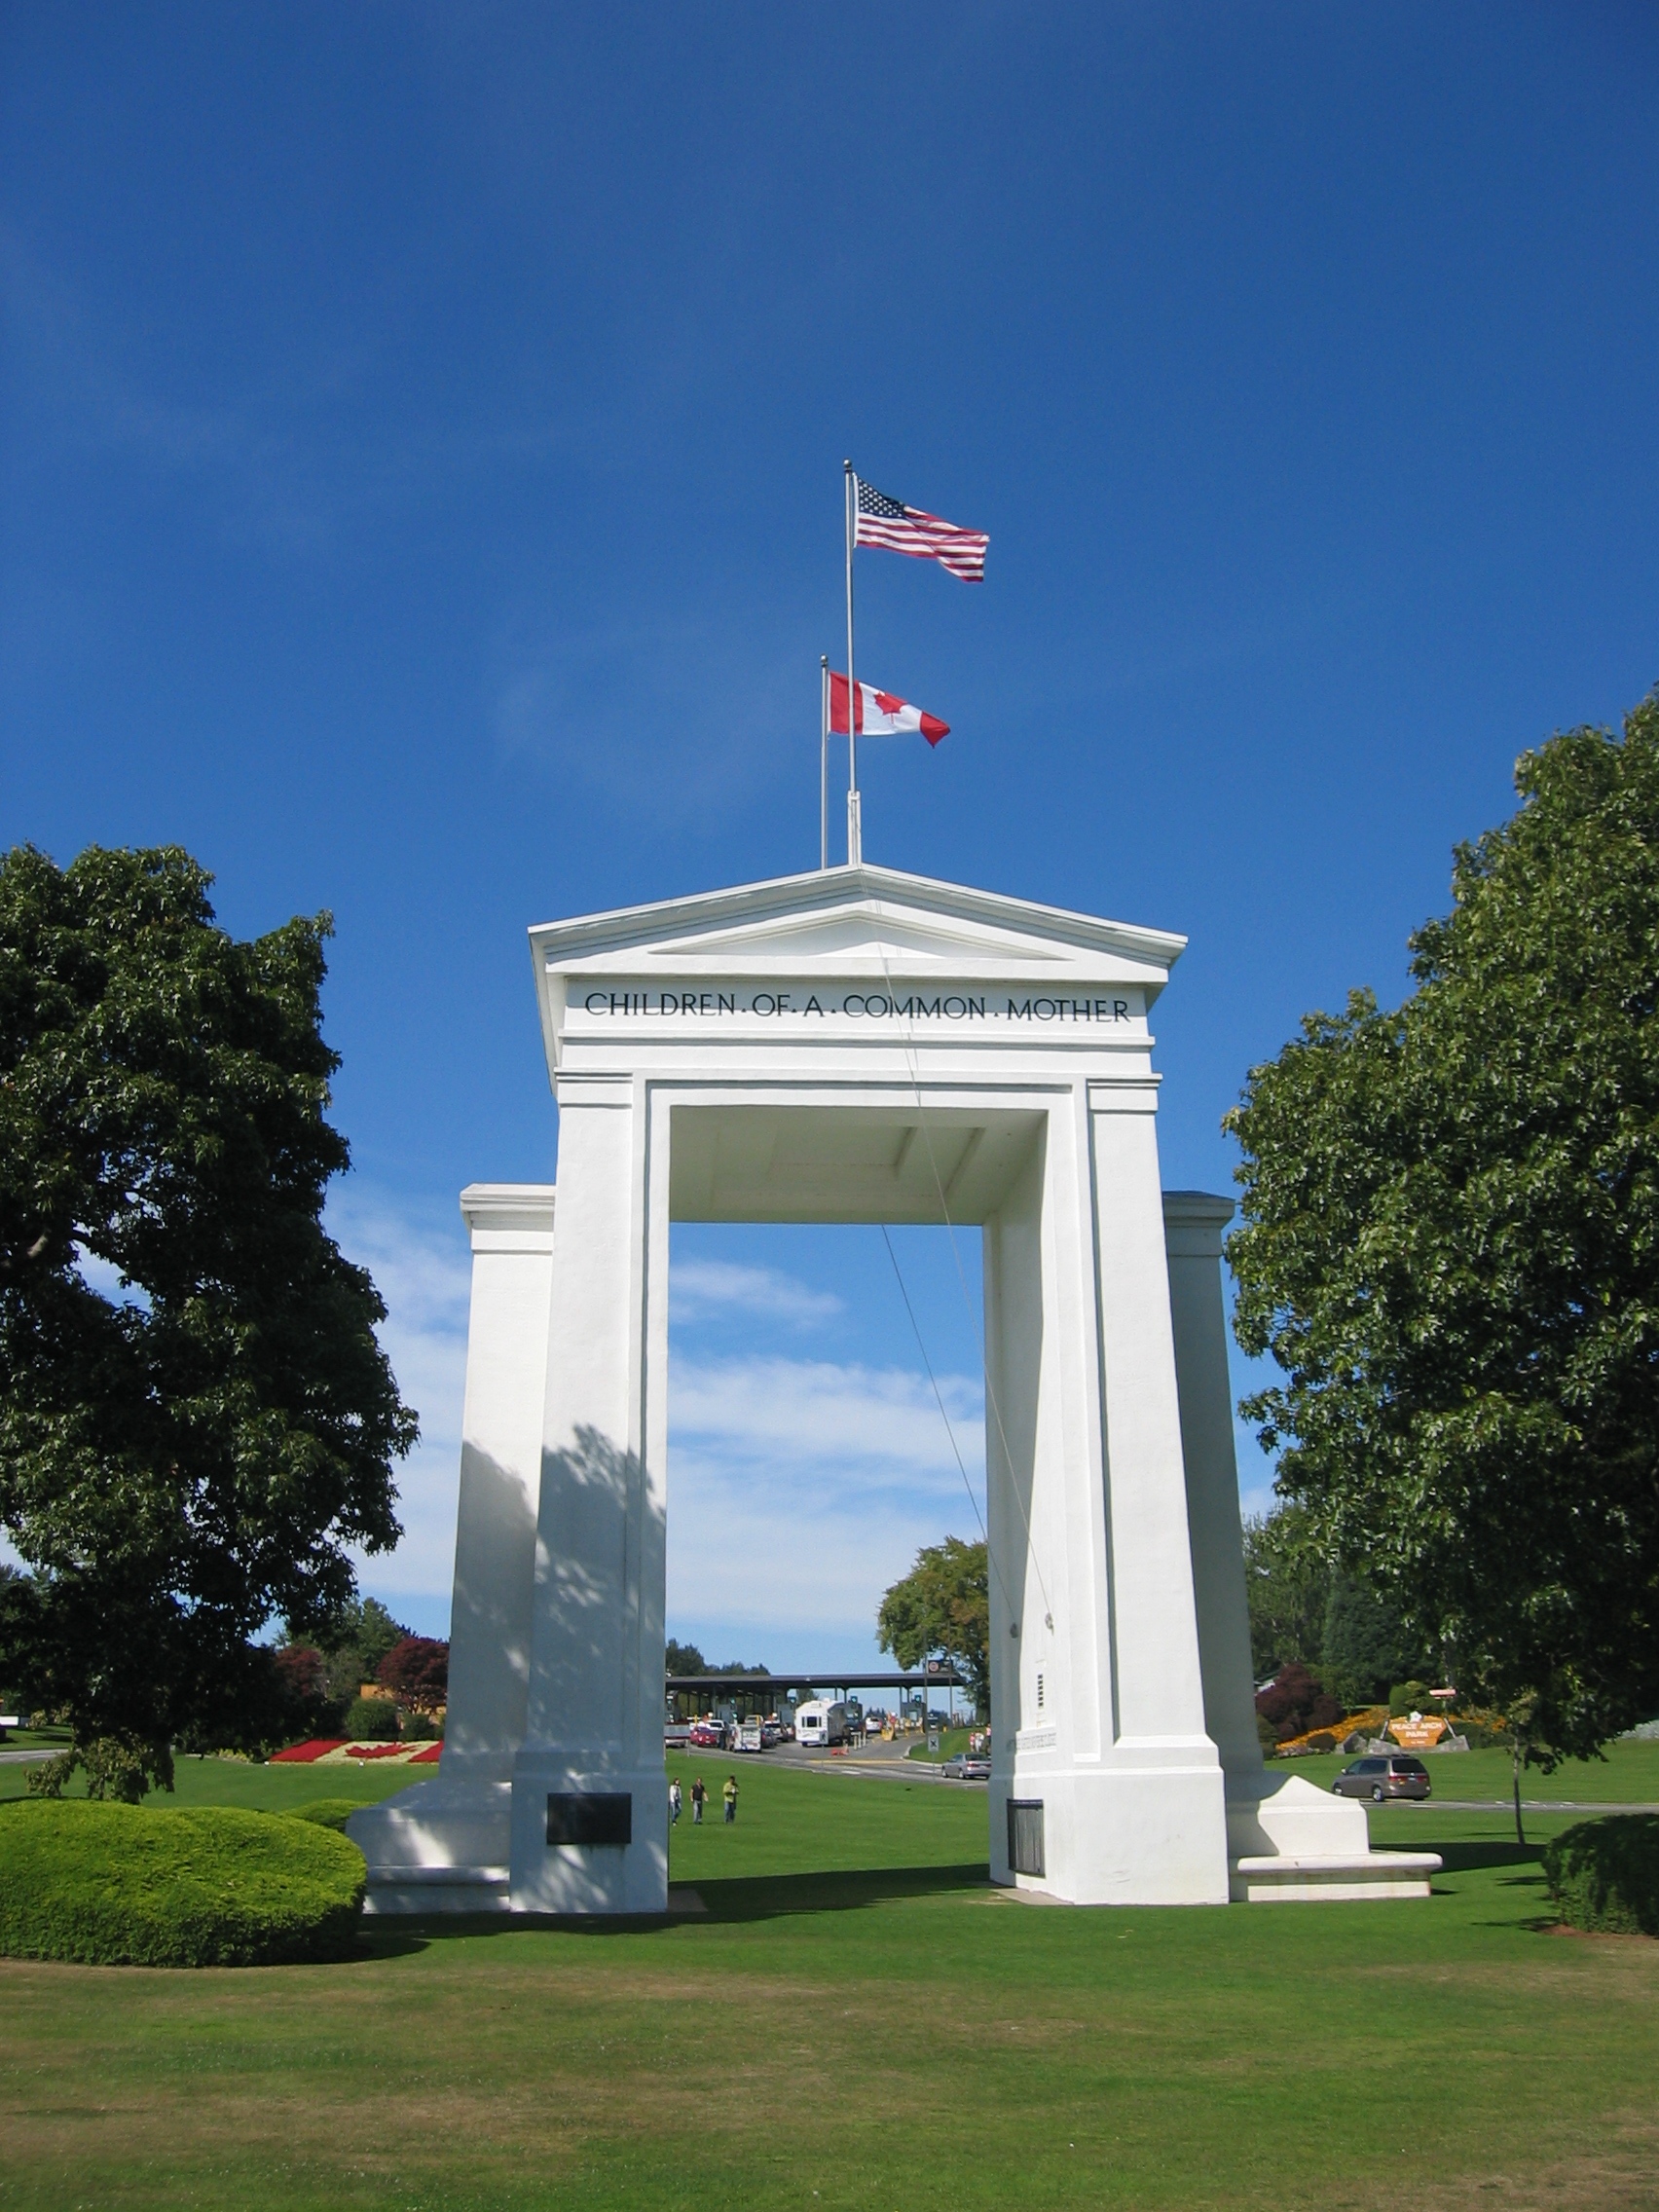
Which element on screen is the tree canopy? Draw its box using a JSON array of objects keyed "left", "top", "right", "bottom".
[
  {"left": 376, "top": 1635, "right": 449, "bottom": 1714},
  {"left": 1226, "top": 695, "right": 1659, "bottom": 1761},
  {"left": 876, "top": 1535, "right": 989, "bottom": 1714},
  {"left": 0, "top": 844, "right": 417, "bottom": 1787}
]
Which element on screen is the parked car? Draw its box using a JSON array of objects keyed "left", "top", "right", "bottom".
[
  {"left": 687, "top": 1719, "right": 727, "bottom": 1749},
  {"left": 1332, "top": 1754, "right": 1431, "bottom": 1802},
  {"left": 759, "top": 1719, "right": 783, "bottom": 1748},
  {"left": 940, "top": 1753, "right": 991, "bottom": 1782},
  {"left": 664, "top": 1721, "right": 691, "bottom": 1751}
]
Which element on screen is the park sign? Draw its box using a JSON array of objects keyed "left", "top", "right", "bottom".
[{"left": 1387, "top": 1714, "right": 1448, "bottom": 1750}]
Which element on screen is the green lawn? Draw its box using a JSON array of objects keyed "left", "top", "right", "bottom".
[
  {"left": 0, "top": 1751, "right": 427, "bottom": 1812},
  {"left": 1, "top": 1754, "right": 1655, "bottom": 2212},
  {"left": 1271, "top": 1736, "right": 1659, "bottom": 1803}
]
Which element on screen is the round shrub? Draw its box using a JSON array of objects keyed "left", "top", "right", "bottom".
[
  {"left": 1542, "top": 1815, "right": 1659, "bottom": 1937},
  {"left": 0, "top": 1800, "right": 365, "bottom": 1967},
  {"left": 285, "top": 1798, "right": 359, "bottom": 1833},
  {"left": 344, "top": 1696, "right": 400, "bottom": 1740}
]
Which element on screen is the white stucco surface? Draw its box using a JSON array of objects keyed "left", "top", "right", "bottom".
[{"left": 349, "top": 864, "right": 1437, "bottom": 1910}]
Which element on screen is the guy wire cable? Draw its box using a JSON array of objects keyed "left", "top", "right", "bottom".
[
  {"left": 868, "top": 897, "right": 1056, "bottom": 1634},
  {"left": 877, "top": 1220, "right": 1017, "bottom": 1626}
]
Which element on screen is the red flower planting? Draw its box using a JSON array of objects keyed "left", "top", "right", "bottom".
[{"left": 271, "top": 1739, "right": 347, "bottom": 1764}]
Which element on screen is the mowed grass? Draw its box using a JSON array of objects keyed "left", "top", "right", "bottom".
[
  {"left": 0, "top": 1752, "right": 424, "bottom": 1812},
  {"left": 1271, "top": 1737, "right": 1659, "bottom": 1804},
  {"left": 1, "top": 1755, "right": 1656, "bottom": 2212}
]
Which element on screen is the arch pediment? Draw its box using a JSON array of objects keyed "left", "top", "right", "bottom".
[{"left": 529, "top": 864, "right": 1185, "bottom": 1074}]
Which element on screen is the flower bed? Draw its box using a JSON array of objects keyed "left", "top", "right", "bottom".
[
  {"left": 272, "top": 1739, "right": 444, "bottom": 1766},
  {"left": 1273, "top": 1709, "right": 1386, "bottom": 1757}
]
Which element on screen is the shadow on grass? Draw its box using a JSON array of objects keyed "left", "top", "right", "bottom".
[
  {"left": 687, "top": 1861, "right": 991, "bottom": 1924},
  {"left": 359, "top": 1861, "right": 992, "bottom": 1954},
  {"left": 1415, "top": 1838, "right": 1543, "bottom": 1874}
]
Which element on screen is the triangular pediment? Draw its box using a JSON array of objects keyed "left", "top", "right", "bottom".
[{"left": 528, "top": 864, "right": 1185, "bottom": 984}]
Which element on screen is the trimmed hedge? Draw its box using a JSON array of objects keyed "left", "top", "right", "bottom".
[
  {"left": 344, "top": 1696, "right": 400, "bottom": 1740},
  {"left": 0, "top": 1800, "right": 365, "bottom": 1967},
  {"left": 285, "top": 1798, "right": 358, "bottom": 1833},
  {"left": 1542, "top": 1814, "right": 1659, "bottom": 1937}
]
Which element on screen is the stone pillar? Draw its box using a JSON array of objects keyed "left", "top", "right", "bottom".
[
  {"left": 1081, "top": 1089, "right": 1228, "bottom": 1902},
  {"left": 986, "top": 1091, "right": 1228, "bottom": 1907},
  {"left": 1161, "top": 1192, "right": 1264, "bottom": 1795},
  {"left": 441, "top": 1185, "right": 558, "bottom": 1785},
  {"left": 347, "top": 1184, "right": 555, "bottom": 1910},
  {"left": 509, "top": 1079, "right": 669, "bottom": 1912}
]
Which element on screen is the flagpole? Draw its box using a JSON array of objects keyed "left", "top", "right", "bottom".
[
  {"left": 844, "top": 459, "right": 861, "bottom": 866},
  {"left": 819, "top": 655, "right": 830, "bottom": 871}
]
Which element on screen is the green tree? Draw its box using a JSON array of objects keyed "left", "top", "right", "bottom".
[
  {"left": 877, "top": 1536, "right": 989, "bottom": 1716},
  {"left": 1226, "top": 695, "right": 1659, "bottom": 1767},
  {"left": 297, "top": 1595, "right": 412, "bottom": 1708},
  {"left": 1320, "top": 1574, "right": 1426, "bottom": 1714},
  {"left": 0, "top": 845, "right": 417, "bottom": 1790},
  {"left": 1240, "top": 1503, "right": 1331, "bottom": 1681}
]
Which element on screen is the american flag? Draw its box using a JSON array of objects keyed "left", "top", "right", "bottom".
[{"left": 854, "top": 477, "right": 988, "bottom": 582}]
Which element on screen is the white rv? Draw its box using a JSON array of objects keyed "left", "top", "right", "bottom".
[{"left": 793, "top": 1699, "right": 848, "bottom": 1748}]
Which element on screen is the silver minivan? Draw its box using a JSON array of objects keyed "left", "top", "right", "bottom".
[{"left": 1332, "top": 1753, "right": 1431, "bottom": 1802}]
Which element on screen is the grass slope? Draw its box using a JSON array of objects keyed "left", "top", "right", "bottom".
[
  {"left": 1, "top": 1757, "right": 1655, "bottom": 2210},
  {"left": 0, "top": 1753, "right": 425, "bottom": 1812},
  {"left": 1268, "top": 1739, "right": 1659, "bottom": 1803}
]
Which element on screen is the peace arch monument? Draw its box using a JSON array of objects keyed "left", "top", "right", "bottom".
[{"left": 350, "top": 865, "right": 1438, "bottom": 1911}]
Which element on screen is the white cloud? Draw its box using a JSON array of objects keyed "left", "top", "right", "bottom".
[
  {"left": 305, "top": 1198, "right": 990, "bottom": 1645},
  {"left": 326, "top": 1187, "right": 472, "bottom": 1606},
  {"left": 666, "top": 1352, "right": 986, "bottom": 1640},
  {"left": 670, "top": 1258, "right": 842, "bottom": 1330}
]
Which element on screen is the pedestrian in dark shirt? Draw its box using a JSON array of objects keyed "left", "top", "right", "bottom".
[{"left": 690, "top": 1776, "right": 706, "bottom": 1825}]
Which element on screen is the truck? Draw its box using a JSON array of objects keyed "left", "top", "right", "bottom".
[
  {"left": 734, "top": 1716, "right": 765, "bottom": 1753},
  {"left": 793, "top": 1699, "right": 848, "bottom": 1748}
]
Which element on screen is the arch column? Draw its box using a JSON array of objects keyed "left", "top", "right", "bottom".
[{"left": 508, "top": 1075, "right": 670, "bottom": 1914}]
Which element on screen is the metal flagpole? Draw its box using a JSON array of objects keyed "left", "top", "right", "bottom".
[
  {"left": 819, "top": 655, "right": 830, "bottom": 871},
  {"left": 843, "top": 460, "right": 861, "bottom": 866}
]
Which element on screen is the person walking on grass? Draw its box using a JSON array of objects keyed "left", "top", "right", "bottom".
[
  {"left": 669, "top": 1777, "right": 682, "bottom": 1825},
  {"left": 690, "top": 1775, "right": 706, "bottom": 1825},
  {"left": 723, "top": 1774, "right": 738, "bottom": 1825}
]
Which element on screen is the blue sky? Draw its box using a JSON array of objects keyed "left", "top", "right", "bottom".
[{"left": 4, "top": 6, "right": 1656, "bottom": 1671}]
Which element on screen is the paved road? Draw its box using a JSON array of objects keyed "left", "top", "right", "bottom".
[{"left": 1391, "top": 1797, "right": 1659, "bottom": 1814}]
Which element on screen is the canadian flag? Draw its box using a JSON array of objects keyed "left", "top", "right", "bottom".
[{"left": 830, "top": 672, "right": 948, "bottom": 746}]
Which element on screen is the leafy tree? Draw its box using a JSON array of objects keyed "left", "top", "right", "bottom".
[
  {"left": 1227, "top": 695, "right": 1659, "bottom": 1769},
  {"left": 271, "top": 1642, "right": 343, "bottom": 1741},
  {"left": 377, "top": 1634, "right": 449, "bottom": 1714},
  {"left": 877, "top": 1536, "right": 989, "bottom": 1716},
  {"left": 1320, "top": 1573, "right": 1428, "bottom": 1713},
  {"left": 301, "top": 1595, "right": 412, "bottom": 1707},
  {"left": 664, "top": 1639, "right": 707, "bottom": 1677},
  {"left": 0, "top": 845, "right": 417, "bottom": 1791},
  {"left": 1240, "top": 1504, "right": 1331, "bottom": 1680},
  {"left": 1254, "top": 1661, "right": 1341, "bottom": 1744}
]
